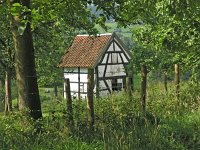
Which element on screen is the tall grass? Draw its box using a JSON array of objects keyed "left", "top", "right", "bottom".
[{"left": 0, "top": 81, "right": 199, "bottom": 149}]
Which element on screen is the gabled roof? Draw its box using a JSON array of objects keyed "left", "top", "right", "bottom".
[{"left": 58, "top": 32, "right": 130, "bottom": 68}]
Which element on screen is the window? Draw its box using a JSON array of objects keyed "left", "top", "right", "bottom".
[{"left": 112, "top": 79, "right": 122, "bottom": 91}]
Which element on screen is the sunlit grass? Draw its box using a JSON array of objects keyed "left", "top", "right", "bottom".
[{"left": 0, "top": 80, "right": 199, "bottom": 149}]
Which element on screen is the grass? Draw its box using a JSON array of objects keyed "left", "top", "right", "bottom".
[{"left": 0, "top": 80, "right": 199, "bottom": 149}]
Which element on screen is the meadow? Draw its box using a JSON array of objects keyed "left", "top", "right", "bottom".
[{"left": 0, "top": 77, "right": 199, "bottom": 150}]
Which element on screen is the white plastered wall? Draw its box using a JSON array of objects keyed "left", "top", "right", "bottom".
[{"left": 64, "top": 68, "right": 88, "bottom": 99}]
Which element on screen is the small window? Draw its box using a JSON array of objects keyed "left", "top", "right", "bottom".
[{"left": 112, "top": 79, "right": 122, "bottom": 91}]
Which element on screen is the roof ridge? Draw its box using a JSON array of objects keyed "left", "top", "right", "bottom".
[{"left": 77, "top": 33, "right": 112, "bottom": 37}]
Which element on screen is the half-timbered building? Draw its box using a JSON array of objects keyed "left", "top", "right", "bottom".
[{"left": 58, "top": 32, "right": 131, "bottom": 99}]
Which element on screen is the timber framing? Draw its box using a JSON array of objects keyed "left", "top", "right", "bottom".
[{"left": 60, "top": 32, "right": 131, "bottom": 98}]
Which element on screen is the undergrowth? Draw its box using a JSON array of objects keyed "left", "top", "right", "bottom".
[{"left": 0, "top": 82, "right": 199, "bottom": 150}]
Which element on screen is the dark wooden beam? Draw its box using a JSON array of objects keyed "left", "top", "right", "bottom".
[
  {"left": 78, "top": 67, "right": 80, "bottom": 100},
  {"left": 103, "top": 53, "right": 110, "bottom": 77},
  {"left": 103, "top": 79, "right": 111, "bottom": 93},
  {"left": 95, "top": 67, "right": 100, "bottom": 98},
  {"left": 70, "top": 81, "right": 87, "bottom": 84},
  {"left": 63, "top": 71, "right": 88, "bottom": 74},
  {"left": 99, "top": 88, "right": 109, "bottom": 91},
  {"left": 70, "top": 91, "right": 88, "bottom": 94},
  {"left": 63, "top": 68, "right": 65, "bottom": 97},
  {"left": 105, "top": 51, "right": 124, "bottom": 54},
  {"left": 99, "top": 75, "right": 126, "bottom": 80},
  {"left": 98, "top": 62, "right": 129, "bottom": 66}
]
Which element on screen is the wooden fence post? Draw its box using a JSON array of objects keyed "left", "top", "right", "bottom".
[
  {"left": 141, "top": 65, "right": 147, "bottom": 115},
  {"left": 87, "top": 68, "right": 94, "bottom": 130},
  {"left": 64, "top": 78, "right": 73, "bottom": 126},
  {"left": 126, "top": 76, "right": 132, "bottom": 98},
  {"left": 175, "top": 64, "right": 180, "bottom": 100},
  {"left": 54, "top": 80, "right": 58, "bottom": 97},
  {"left": 164, "top": 71, "right": 168, "bottom": 92}
]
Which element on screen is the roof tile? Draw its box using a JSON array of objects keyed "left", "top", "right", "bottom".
[{"left": 58, "top": 34, "right": 112, "bottom": 68}]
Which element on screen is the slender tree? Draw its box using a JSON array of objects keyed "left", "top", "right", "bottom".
[
  {"left": 0, "top": 38, "right": 14, "bottom": 113},
  {"left": 4, "top": 68, "right": 12, "bottom": 112},
  {"left": 0, "top": 3, "right": 14, "bottom": 112}
]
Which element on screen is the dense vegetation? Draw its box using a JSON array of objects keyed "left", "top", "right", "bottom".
[{"left": 0, "top": 79, "right": 199, "bottom": 149}]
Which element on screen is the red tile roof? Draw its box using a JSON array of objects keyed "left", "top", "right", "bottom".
[{"left": 58, "top": 34, "right": 112, "bottom": 68}]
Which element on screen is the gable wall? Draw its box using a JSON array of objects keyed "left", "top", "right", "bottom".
[{"left": 97, "top": 36, "right": 130, "bottom": 96}]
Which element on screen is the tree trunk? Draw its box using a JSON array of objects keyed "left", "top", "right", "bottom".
[
  {"left": 10, "top": 0, "right": 42, "bottom": 119},
  {"left": 64, "top": 78, "right": 73, "bottom": 126},
  {"left": 175, "top": 64, "right": 180, "bottom": 99},
  {"left": 141, "top": 65, "right": 147, "bottom": 115},
  {"left": 4, "top": 68, "right": 12, "bottom": 112},
  {"left": 87, "top": 68, "right": 94, "bottom": 129},
  {"left": 164, "top": 71, "right": 168, "bottom": 92}
]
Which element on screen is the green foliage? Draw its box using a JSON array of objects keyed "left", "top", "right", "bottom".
[
  {"left": 0, "top": 113, "right": 102, "bottom": 150},
  {"left": 34, "top": 26, "right": 74, "bottom": 87},
  {"left": 1, "top": 81, "right": 199, "bottom": 149},
  {"left": 0, "top": 2, "right": 14, "bottom": 68},
  {"left": 95, "top": 0, "right": 200, "bottom": 79}
]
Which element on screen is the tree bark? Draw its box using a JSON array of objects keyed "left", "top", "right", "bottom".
[
  {"left": 87, "top": 68, "right": 94, "bottom": 129},
  {"left": 64, "top": 78, "right": 73, "bottom": 126},
  {"left": 10, "top": 0, "right": 42, "bottom": 119},
  {"left": 175, "top": 64, "right": 180, "bottom": 99},
  {"left": 141, "top": 65, "right": 147, "bottom": 115},
  {"left": 4, "top": 68, "right": 12, "bottom": 112}
]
